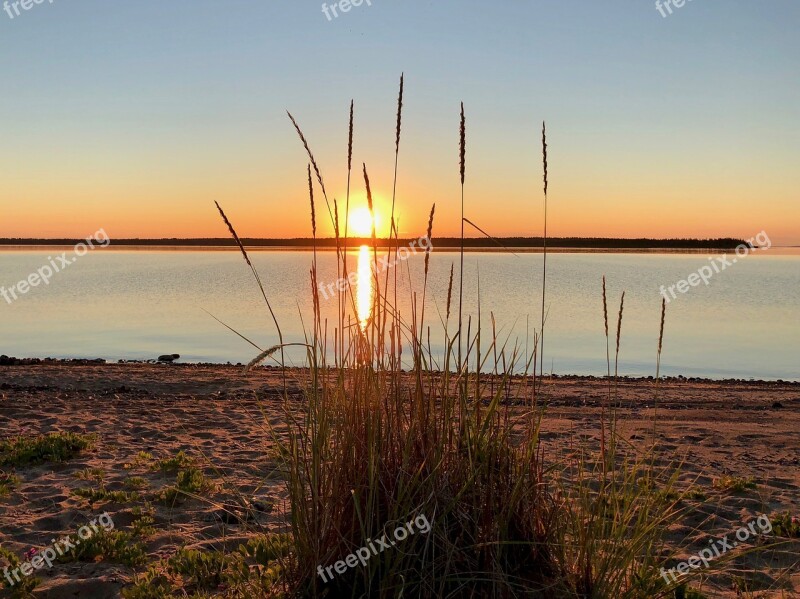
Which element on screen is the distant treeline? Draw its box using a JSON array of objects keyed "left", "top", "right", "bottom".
[{"left": 0, "top": 237, "right": 751, "bottom": 249}]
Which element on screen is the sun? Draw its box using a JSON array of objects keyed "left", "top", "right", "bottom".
[{"left": 348, "top": 207, "right": 380, "bottom": 237}]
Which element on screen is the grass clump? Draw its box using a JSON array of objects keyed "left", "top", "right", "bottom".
[
  {"left": 713, "top": 475, "right": 757, "bottom": 493},
  {"left": 0, "top": 432, "right": 95, "bottom": 467},
  {"left": 209, "top": 83, "right": 691, "bottom": 597}
]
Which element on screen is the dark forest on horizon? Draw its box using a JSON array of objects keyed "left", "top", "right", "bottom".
[{"left": 0, "top": 237, "right": 754, "bottom": 249}]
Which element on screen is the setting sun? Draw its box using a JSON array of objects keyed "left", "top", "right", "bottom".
[{"left": 348, "top": 207, "right": 380, "bottom": 237}]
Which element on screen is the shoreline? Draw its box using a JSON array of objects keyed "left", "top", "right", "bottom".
[
  {"left": 3, "top": 245, "right": 793, "bottom": 255},
  {"left": 2, "top": 357, "right": 798, "bottom": 386},
  {"left": 0, "top": 236, "right": 772, "bottom": 253}
]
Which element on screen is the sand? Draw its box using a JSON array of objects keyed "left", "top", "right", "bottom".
[{"left": 0, "top": 361, "right": 798, "bottom": 598}]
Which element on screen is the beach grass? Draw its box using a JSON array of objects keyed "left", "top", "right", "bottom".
[{"left": 200, "top": 83, "right": 694, "bottom": 598}]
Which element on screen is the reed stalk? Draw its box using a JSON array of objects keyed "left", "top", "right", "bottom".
[
  {"left": 654, "top": 298, "right": 666, "bottom": 438},
  {"left": 458, "top": 102, "right": 466, "bottom": 379},
  {"left": 539, "top": 121, "right": 549, "bottom": 387}
]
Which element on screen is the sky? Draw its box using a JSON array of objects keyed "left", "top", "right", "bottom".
[{"left": 0, "top": 1, "right": 798, "bottom": 244}]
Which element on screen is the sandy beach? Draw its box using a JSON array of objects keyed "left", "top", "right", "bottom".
[{"left": 0, "top": 361, "right": 797, "bottom": 597}]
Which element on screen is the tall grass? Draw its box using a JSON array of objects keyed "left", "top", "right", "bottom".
[
  {"left": 539, "top": 121, "right": 549, "bottom": 385},
  {"left": 217, "top": 83, "right": 683, "bottom": 598}
]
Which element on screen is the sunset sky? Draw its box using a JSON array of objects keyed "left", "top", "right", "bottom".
[{"left": 0, "top": 1, "right": 798, "bottom": 244}]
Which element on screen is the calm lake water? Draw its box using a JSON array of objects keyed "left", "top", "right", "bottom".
[{"left": 0, "top": 248, "right": 798, "bottom": 381}]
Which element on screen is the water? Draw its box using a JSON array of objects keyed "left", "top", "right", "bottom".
[{"left": 0, "top": 247, "right": 797, "bottom": 380}]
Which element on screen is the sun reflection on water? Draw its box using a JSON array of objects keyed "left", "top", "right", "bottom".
[{"left": 356, "top": 245, "right": 373, "bottom": 331}]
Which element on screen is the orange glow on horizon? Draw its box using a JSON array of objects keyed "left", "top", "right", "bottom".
[{"left": 1, "top": 158, "right": 797, "bottom": 245}]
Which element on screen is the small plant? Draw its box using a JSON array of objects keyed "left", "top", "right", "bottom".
[
  {"left": 73, "top": 486, "right": 139, "bottom": 504},
  {"left": 152, "top": 451, "right": 194, "bottom": 472},
  {"left": 674, "top": 583, "right": 708, "bottom": 599},
  {"left": 713, "top": 475, "right": 757, "bottom": 493},
  {"left": 239, "top": 534, "right": 291, "bottom": 590},
  {"left": 771, "top": 512, "right": 800, "bottom": 538},
  {"left": 655, "top": 487, "right": 680, "bottom": 503},
  {"left": 122, "top": 568, "right": 173, "bottom": 599},
  {"left": 0, "top": 545, "right": 39, "bottom": 597},
  {"left": 684, "top": 489, "right": 707, "bottom": 501},
  {"left": 131, "top": 512, "right": 157, "bottom": 538},
  {"left": 61, "top": 528, "right": 148, "bottom": 567},
  {"left": 124, "top": 451, "right": 154, "bottom": 470},
  {"left": 73, "top": 467, "right": 105, "bottom": 482},
  {"left": 0, "top": 432, "right": 95, "bottom": 467},
  {"left": 240, "top": 533, "right": 293, "bottom": 565},
  {"left": 732, "top": 575, "right": 755, "bottom": 595},
  {"left": 157, "top": 467, "right": 210, "bottom": 505},
  {"left": 167, "top": 548, "right": 239, "bottom": 590},
  {"left": 121, "top": 534, "right": 292, "bottom": 597},
  {"left": 124, "top": 476, "right": 150, "bottom": 490},
  {"left": 0, "top": 470, "right": 19, "bottom": 497}
]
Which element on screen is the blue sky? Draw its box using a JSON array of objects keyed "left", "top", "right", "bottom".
[{"left": 1, "top": 1, "right": 798, "bottom": 242}]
